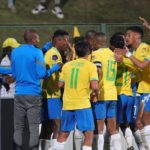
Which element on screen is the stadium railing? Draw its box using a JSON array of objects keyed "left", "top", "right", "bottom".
[{"left": 0, "top": 23, "right": 149, "bottom": 50}]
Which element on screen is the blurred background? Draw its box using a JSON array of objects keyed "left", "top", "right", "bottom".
[{"left": 0, "top": 0, "right": 150, "bottom": 47}]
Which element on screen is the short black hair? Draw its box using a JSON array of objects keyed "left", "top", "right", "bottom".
[
  {"left": 127, "top": 26, "right": 144, "bottom": 38},
  {"left": 53, "top": 30, "right": 69, "bottom": 38},
  {"left": 24, "top": 30, "right": 38, "bottom": 43},
  {"left": 110, "top": 35, "right": 125, "bottom": 49},
  {"left": 94, "top": 32, "right": 106, "bottom": 41},
  {"left": 73, "top": 36, "right": 85, "bottom": 45},
  {"left": 75, "top": 41, "right": 90, "bottom": 57},
  {"left": 112, "top": 32, "right": 125, "bottom": 37},
  {"left": 95, "top": 32, "right": 106, "bottom": 37},
  {"left": 85, "top": 30, "right": 97, "bottom": 39}
]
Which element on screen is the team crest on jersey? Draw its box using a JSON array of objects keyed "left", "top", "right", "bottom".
[
  {"left": 141, "top": 48, "right": 148, "bottom": 57},
  {"left": 52, "top": 55, "right": 58, "bottom": 60}
]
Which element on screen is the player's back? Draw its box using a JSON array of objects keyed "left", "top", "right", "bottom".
[
  {"left": 116, "top": 63, "right": 133, "bottom": 96},
  {"left": 92, "top": 48, "right": 117, "bottom": 100},
  {"left": 60, "top": 58, "right": 98, "bottom": 110}
]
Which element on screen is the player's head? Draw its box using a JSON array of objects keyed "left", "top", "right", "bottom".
[
  {"left": 126, "top": 26, "right": 144, "bottom": 47},
  {"left": 73, "top": 36, "right": 85, "bottom": 45},
  {"left": 109, "top": 35, "right": 125, "bottom": 51},
  {"left": 112, "top": 32, "right": 126, "bottom": 45},
  {"left": 75, "top": 40, "right": 90, "bottom": 58},
  {"left": 85, "top": 30, "right": 97, "bottom": 49},
  {"left": 93, "top": 32, "right": 106, "bottom": 50},
  {"left": 52, "top": 30, "right": 69, "bottom": 51},
  {"left": 112, "top": 32, "right": 125, "bottom": 38},
  {"left": 24, "top": 30, "right": 39, "bottom": 47},
  {"left": 2, "top": 38, "right": 20, "bottom": 58}
]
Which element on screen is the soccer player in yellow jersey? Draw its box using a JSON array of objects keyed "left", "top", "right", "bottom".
[
  {"left": 115, "top": 26, "right": 150, "bottom": 150},
  {"left": 88, "top": 32, "right": 107, "bottom": 62},
  {"left": 113, "top": 32, "right": 135, "bottom": 150},
  {"left": 85, "top": 30, "right": 97, "bottom": 50},
  {"left": 56, "top": 40, "right": 99, "bottom": 150},
  {"left": 124, "top": 26, "right": 150, "bottom": 149},
  {"left": 123, "top": 26, "right": 150, "bottom": 149},
  {"left": 91, "top": 35, "right": 123, "bottom": 150},
  {"left": 42, "top": 30, "right": 69, "bottom": 150}
]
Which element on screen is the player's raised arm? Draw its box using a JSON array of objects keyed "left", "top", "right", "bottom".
[
  {"left": 125, "top": 46, "right": 150, "bottom": 69},
  {"left": 139, "top": 16, "right": 150, "bottom": 31},
  {"left": 65, "top": 37, "right": 74, "bottom": 61}
]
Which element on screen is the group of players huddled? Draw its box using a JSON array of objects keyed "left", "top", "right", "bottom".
[{"left": 1, "top": 17, "right": 150, "bottom": 150}]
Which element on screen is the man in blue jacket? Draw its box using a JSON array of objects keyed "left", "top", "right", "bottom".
[{"left": 11, "top": 30, "right": 61, "bottom": 150}]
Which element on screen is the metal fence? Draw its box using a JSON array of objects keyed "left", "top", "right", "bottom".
[{"left": 0, "top": 23, "right": 149, "bottom": 48}]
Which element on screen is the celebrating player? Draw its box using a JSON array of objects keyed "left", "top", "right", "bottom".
[
  {"left": 42, "top": 30, "right": 70, "bottom": 150},
  {"left": 56, "top": 40, "right": 99, "bottom": 150},
  {"left": 91, "top": 35, "right": 123, "bottom": 150}
]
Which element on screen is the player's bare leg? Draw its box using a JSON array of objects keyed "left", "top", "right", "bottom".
[
  {"left": 56, "top": 131, "right": 70, "bottom": 150},
  {"left": 82, "top": 131, "right": 94, "bottom": 150},
  {"left": 50, "top": 119, "right": 61, "bottom": 149}
]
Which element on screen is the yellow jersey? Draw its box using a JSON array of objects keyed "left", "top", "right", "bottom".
[
  {"left": 59, "top": 58, "right": 98, "bottom": 110},
  {"left": 43, "top": 47, "right": 62, "bottom": 98},
  {"left": 91, "top": 48, "right": 118, "bottom": 101},
  {"left": 123, "top": 43, "right": 150, "bottom": 93},
  {"left": 116, "top": 63, "right": 133, "bottom": 96},
  {"left": 145, "top": 53, "right": 150, "bottom": 61},
  {"left": 134, "top": 43, "right": 150, "bottom": 93}
]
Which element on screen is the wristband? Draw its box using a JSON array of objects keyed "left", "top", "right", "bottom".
[{"left": 126, "top": 51, "right": 132, "bottom": 58}]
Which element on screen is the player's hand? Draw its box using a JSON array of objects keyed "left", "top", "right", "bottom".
[
  {"left": 114, "top": 54, "right": 123, "bottom": 62},
  {"left": 51, "top": 63, "right": 63, "bottom": 73},
  {"left": 65, "top": 38, "right": 73, "bottom": 52},
  {"left": 139, "top": 16, "right": 150, "bottom": 30},
  {"left": 90, "top": 92, "right": 98, "bottom": 103},
  {"left": 58, "top": 62, "right": 63, "bottom": 69}
]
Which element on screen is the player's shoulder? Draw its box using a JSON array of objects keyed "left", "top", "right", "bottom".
[
  {"left": 45, "top": 47, "right": 61, "bottom": 60},
  {"left": 81, "top": 59, "right": 97, "bottom": 69},
  {"left": 64, "top": 59, "right": 78, "bottom": 66},
  {"left": 45, "top": 47, "right": 59, "bottom": 56},
  {"left": 136, "top": 43, "right": 150, "bottom": 57},
  {"left": 61, "top": 61, "right": 72, "bottom": 71},
  {"left": 92, "top": 48, "right": 105, "bottom": 54},
  {"left": 63, "top": 59, "right": 93, "bottom": 66},
  {"left": 93, "top": 48, "right": 111, "bottom": 55},
  {"left": 141, "top": 42, "right": 149, "bottom": 48},
  {"left": 138, "top": 42, "right": 149, "bottom": 51}
]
